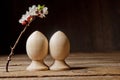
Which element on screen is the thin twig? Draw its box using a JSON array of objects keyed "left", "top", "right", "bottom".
[{"left": 6, "top": 20, "right": 33, "bottom": 72}]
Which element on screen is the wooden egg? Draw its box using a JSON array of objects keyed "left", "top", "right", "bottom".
[
  {"left": 49, "top": 31, "right": 70, "bottom": 70},
  {"left": 26, "top": 31, "right": 48, "bottom": 71}
]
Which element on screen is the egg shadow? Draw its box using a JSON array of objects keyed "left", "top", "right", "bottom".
[{"left": 70, "top": 66, "right": 89, "bottom": 70}]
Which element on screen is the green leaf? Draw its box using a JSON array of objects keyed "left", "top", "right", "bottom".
[{"left": 37, "top": 4, "right": 45, "bottom": 10}]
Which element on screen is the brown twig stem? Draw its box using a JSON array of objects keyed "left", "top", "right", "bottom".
[{"left": 6, "top": 20, "right": 32, "bottom": 72}]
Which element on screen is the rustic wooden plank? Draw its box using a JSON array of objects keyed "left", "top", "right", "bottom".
[
  {"left": 1, "top": 76, "right": 120, "bottom": 80},
  {"left": 0, "top": 52, "right": 120, "bottom": 80}
]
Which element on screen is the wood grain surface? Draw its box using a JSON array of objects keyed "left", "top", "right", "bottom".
[{"left": 0, "top": 52, "right": 120, "bottom": 80}]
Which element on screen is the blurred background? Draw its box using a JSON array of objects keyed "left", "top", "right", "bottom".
[{"left": 1, "top": 0, "right": 120, "bottom": 55}]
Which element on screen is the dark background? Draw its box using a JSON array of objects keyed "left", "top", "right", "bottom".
[{"left": 1, "top": 0, "right": 120, "bottom": 55}]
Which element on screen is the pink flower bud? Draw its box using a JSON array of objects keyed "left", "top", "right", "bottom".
[
  {"left": 27, "top": 16, "right": 32, "bottom": 22},
  {"left": 22, "top": 21, "right": 27, "bottom": 25}
]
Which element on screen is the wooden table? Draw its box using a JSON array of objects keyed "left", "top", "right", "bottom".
[{"left": 0, "top": 52, "right": 120, "bottom": 80}]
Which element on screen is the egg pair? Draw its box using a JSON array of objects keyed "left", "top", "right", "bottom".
[{"left": 26, "top": 30, "right": 70, "bottom": 71}]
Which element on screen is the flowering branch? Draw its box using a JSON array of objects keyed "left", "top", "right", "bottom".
[
  {"left": 6, "top": 20, "right": 32, "bottom": 72},
  {"left": 6, "top": 4, "right": 48, "bottom": 72}
]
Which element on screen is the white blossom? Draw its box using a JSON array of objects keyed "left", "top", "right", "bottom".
[
  {"left": 28, "top": 5, "right": 38, "bottom": 16},
  {"left": 38, "top": 7, "right": 48, "bottom": 18},
  {"left": 43, "top": 7, "right": 48, "bottom": 15},
  {"left": 19, "top": 4, "right": 48, "bottom": 25},
  {"left": 19, "top": 13, "right": 29, "bottom": 23}
]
